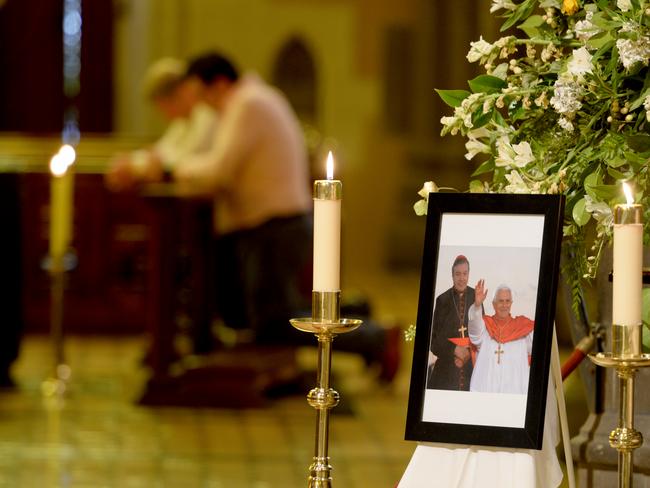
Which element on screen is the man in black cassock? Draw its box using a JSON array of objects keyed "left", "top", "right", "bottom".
[{"left": 427, "top": 255, "right": 476, "bottom": 391}]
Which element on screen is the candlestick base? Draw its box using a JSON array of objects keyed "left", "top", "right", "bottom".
[
  {"left": 290, "top": 316, "right": 362, "bottom": 487},
  {"left": 589, "top": 352, "right": 650, "bottom": 488}
]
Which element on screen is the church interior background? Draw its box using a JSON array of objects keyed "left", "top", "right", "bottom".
[{"left": 0, "top": 0, "right": 592, "bottom": 486}]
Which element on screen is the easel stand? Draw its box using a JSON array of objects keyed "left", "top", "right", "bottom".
[
  {"left": 589, "top": 324, "right": 650, "bottom": 488},
  {"left": 399, "top": 325, "right": 575, "bottom": 488}
]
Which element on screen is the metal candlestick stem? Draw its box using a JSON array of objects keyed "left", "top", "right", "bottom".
[
  {"left": 43, "top": 253, "right": 72, "bottom": 396},
  {"left": 589, "top": 323, "right": 650, "bottom": 488},
  {"left": 290, "top": 291, "right": 362, "bottom": 487}
]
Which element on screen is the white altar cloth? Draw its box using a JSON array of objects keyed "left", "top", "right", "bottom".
[{"left": 398, "top": 379, "right": 562, "bottom": 488}]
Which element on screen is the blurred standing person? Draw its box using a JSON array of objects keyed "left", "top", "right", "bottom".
[{"left": 106, "top": 57, "right": 217, "bottom": 191}]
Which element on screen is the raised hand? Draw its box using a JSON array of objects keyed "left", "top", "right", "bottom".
[{"left": 474, "top": 279, "right": 488, "bottom": 307}]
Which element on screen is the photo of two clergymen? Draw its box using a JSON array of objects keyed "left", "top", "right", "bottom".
[{"left": 419, "top": 213, "right": 546, "bottom": 429}]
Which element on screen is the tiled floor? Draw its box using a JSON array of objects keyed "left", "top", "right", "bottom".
[
  {"left": 5, "top": 333, "right": 417, "bottom": 488},
  {"left": 1, "top": 270, "right": 585, "bottom": 487}
]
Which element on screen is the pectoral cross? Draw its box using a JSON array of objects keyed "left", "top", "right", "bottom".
[
  {"left": 457, "top": 323, "right": 467, "bottom": 338},
  {"left": 494, "top": 343, "right": 504, "bottom": 364}
]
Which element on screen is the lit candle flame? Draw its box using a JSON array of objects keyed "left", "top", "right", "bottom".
[
  {"left": 326, "top": 151, "right": 334, "bottom": 180},
  {"left": 49, "top": 154, "right": 68, "bottom": 177},
  {"left": 58, "top": 144, "right": 76, "bottom": 168},
  {"left": 623, "top": 182, "right": 634, "bottom": 206},
  {"left": 49, "top": 145, "right": 76, "bottom": 177}
]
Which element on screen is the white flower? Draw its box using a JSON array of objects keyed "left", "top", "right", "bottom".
[
  {"left": 558, "top": 116, "right": 575, "bottom": 132},
  {"left": 617, "top": 0, "right": 632, "bottom": 12},
  {"left": 465, "top": 138, "right": 490, "bottom": 161},
  {"left": 418, "top": 181, "right": 439, "bottom": 199},
  {"left": 550, "top": 78, "right": 583, "bottom": 114},
  {"left": 584, "top": 195, "right": 613, "bottom": 226},
  {"left": 413, "top": 181, "right": 438, "bottom": 216},
  {"left": 490, "top": 0, "right": 517, "bottom": 12},
  {"left": 512, "top": 141, "right": 535, "bottom": 167},
  {"left": 616, "top": 37, "right": 650, "bottom": 69},
  {"left": 574, "top": 12, "right": 600, "bottom": 41},
  {"left": 495, "top": 138, "right": 535, "bottom": 168},
  {"left": 483, "top": 98, "right": 494, "bottom": 114},
  {"left": 541, "top": 44, "right": 557, "bottom": 63},
  {"left": 414, "top": 181, "right": 439, "bottom": 216},
  {"left": 644, "top": 94, "right": 650, "bottom": 121},
  {"left": 440, "top": 115, "right": 455, "bottom": 127},
  {"left": 534, "top": 91, "right": 549, "bottom": 108},
  {"left": 620, "top": 21, "right": 637, "bottom": 34},
  {"left": 467, "top": 36, "right": 495, "bottom": 63},
  {"left": 504, "top": 171, "right": 532, "bottom": 194},
  {"left": 567, "top": 47, "right": 593, "bottom": 80}
]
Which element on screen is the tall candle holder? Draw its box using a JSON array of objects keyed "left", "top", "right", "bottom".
[
  {"left": 589, "top": 202, "right": 650, "bottom": 488},
  {"left": 290, "top": 292, "right": 362, "bottom": 488},
  {"left": 291, "top": 170, "right": 362, "bottom": 487},
  {"left": 43, "top": 146, "right": 76, "bottom": 397}
]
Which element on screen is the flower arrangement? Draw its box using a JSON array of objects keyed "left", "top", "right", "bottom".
[{"left": 419, "top": 0, "right": 650, "bottom": 315}]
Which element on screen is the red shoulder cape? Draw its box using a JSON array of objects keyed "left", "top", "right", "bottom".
[{"left": 484, "top": 315, "right": 534, "bottom": 343}]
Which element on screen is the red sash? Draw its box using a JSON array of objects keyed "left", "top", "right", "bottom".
[{"left": 448, "top": 337, "right": 477, "bottom": 366}]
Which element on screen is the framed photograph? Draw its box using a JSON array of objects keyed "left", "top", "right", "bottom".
[{"left": 405, "top": 193, "right": 564, "bottom": 449}]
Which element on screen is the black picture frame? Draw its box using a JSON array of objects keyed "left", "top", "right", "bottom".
[{"left": 405, "top": 193, "right": 565, "bottom": 450}]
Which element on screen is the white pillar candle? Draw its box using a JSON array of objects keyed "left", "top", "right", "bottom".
[
  {"left": 49, "top": 145, "right": 76, "bottom": 259},
  {"left": 612, "top": 183, "right": 643, "bottom": 326},
  {"left": 313, "top": 152, "right": 341, "bottom": 292}
]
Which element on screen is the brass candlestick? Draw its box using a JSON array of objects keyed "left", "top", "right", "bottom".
[
  {"left": 290, "top": 291, "right": 362, "bottom": 487},
  {"left": 588, "top": 201, "right": 649, "bottom": 488},
  {"left": 42, "top": 253, "right": 72, "bottom": 397},
  {"left": 589, "top": 337, "right": 650, "bottom": 488}
]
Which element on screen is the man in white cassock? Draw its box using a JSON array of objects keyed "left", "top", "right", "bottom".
[{"left": 468, "top": 280, "right": 533, "bottom": 394}]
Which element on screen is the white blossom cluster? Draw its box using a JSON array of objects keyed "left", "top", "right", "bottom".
[
  {"left": 616, "top": 37, "right": 650, "bottom": 70},
  {"left": 489, "top": 0, "right": 517, "bottom": 13},
  {"left": 440, "top": 93, "right": 483, "bottom": 135},
  {"left": 574, "top": 12, "right": 600, "bottom": 41},
  {"left": 495, "top": 138, "right": 535, "bottom": 169},
  {"left": 550, "top": 79, "right": 583, "bottom": 115}
]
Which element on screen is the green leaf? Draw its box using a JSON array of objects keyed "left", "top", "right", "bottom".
[
  {"left": 518, "top": 15, "right": 545, "bottom": 38},
  {"left": 607, "top": 167, "right": 629, "bottom": 181},
  {"left": 572, "top": 198, "right": 591, "bottom": 226},
  {"left": 630, "top": 87, "right": 650, "bottom": 111},
  {"left": 469, "top": 180, "right": 485, "bottom": 193},
  {"left": 625, "top": 151, "right": 650, "bottom": 164},
  {"left": 491, "top": 63, "right": 509, "bottom": 80},
  {"left": 435, "top": 89, "right": 471, "bottom": 108},
  {"left": 626, "top": 134, "right": 650, "bottom": 153},
  {"left": 471, "top": 158, "right": 495, "bottom": 177},
  {"left": 586, "top": 184, "right": 619, "bottom": 201},
  {"left": 468, "top": 75, "right": 507, "bottom": 94},
  {"left": 643, "top": 288, "right": 650, "bottom": 352},
  {"left": 587, "top": 31, "right": 614, "bottom": 51},
  {"left": 501, "top": 0, "right": 536, "bottom": 32},
  {"left": 471, "top": 107, "right": 494, "bottom": 129}
]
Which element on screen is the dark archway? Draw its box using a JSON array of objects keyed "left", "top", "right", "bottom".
[{"left": 271, "top": 36, "right": 318, "bottom": 124}]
